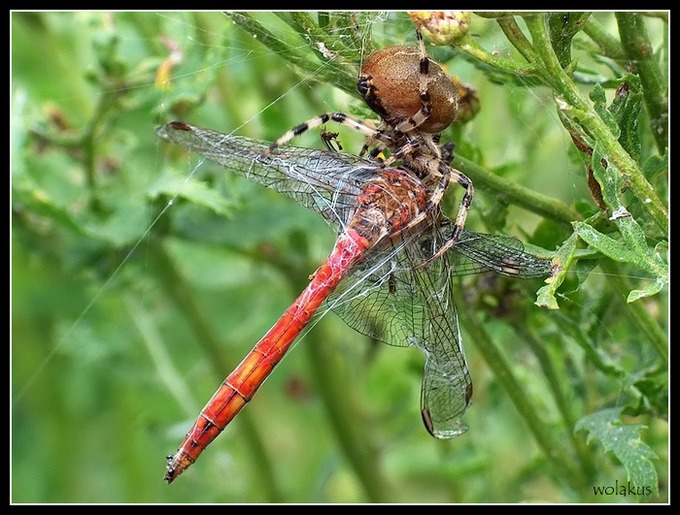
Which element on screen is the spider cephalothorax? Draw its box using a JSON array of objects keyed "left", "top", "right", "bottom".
[{"left": 263, "top": 30, "right": 474, "bottom": 264}]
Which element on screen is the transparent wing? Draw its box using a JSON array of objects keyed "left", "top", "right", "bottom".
[
  {"left": 157, "top": 121, "right": 377, "bottom": 226},
  {"left": 327, "top": 221, "right": 471, "bottom": 438},
  {"left": 325, "top": 221, "right": 551, "bottom": 438},
  {"left": 450, "top": 228, "right": 552, "bottom": 278}
]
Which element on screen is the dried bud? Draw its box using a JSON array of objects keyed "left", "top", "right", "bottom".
[
  {"left": 450, "top": 77, "right": 480, "bottom": 123},
  {"left": 408, "top": 11, "right": 471, "bottom": 46}
]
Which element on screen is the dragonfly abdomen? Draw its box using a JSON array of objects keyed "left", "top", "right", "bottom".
[{"left": 164, "top": 229, "right": 370, "bottom": 483}]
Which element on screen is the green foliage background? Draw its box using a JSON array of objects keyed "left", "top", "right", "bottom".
[{"left": 12, "top": 12, "right": 667, "bottom": 503}]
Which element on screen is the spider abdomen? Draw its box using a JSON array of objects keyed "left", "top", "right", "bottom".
[{"left": 359, "top": 46, "right": 458, "bottom": 134}]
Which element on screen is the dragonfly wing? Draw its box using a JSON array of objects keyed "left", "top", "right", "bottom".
[
  {"left": 451, "top": 229, "right": 552, "bottom": 278},
  {"left": 327, "top": 223, "right": 472, "bottom": 438},
  {"left": 326, "top": 224, "right": 550, "bottom": 438},
  {"left": 157, "top": 122, "right": 378, "bottom": 226}
]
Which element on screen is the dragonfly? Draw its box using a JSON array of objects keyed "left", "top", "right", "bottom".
[{"left": 156, "top": 120, "right": 551, "bottom": 483}]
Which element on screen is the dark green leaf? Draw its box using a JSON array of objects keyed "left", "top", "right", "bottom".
[
  {"left": 608, "top": 74, "right": 643, "bottom": 161},
  {"left": 590, "top": 83, "right": 620, "bottom": 137},
  {"left": 576, "top": 407, "right": 658, "bottom": 500}
]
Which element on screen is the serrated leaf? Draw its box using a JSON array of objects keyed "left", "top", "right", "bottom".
[
  {"left": 590, "top": 83, "right": 620, "bottom": 138},
  {"left": 627, "top": 277, "right": 666, "bottom": 303},
  {"left": 576, "top": 407, "right": 658, "bottom": 500},
  {"left": 590, "top": 143, "right": 623, "bottom": 209},
  {"left": 572, "top": 221, "right": 636, "bottom": 263},
  {"left": 535, "top": 232, "right": 577, "bottom": 310},
  {"left": 573, "top": 221, "right": 668, "bottom": 291},
  {"left": 585, "top": 145, "right": 668, "bottom": 292},
  {"left": 626, "top": 367, "right": 668, "bottom": 419},
  {"left": 608, "top": 74, "right": 643, "bottom": 161}
]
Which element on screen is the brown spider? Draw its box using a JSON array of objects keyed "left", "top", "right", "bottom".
[{"left": 263, "top": 30, "right": 474, "bottom": 264}]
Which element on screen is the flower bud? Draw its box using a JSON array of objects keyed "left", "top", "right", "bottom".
[{"left": 408, "top": 11, "right": 471, "bottom": 46}]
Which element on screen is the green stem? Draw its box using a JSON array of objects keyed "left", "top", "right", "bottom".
[
  {"left": 283, "top": 12, "right": 360, "bottom": 68},
  {"left": 458, "top": 291, "right": 584, "bottom": 490},
  {"left": 223, "top": 236, "right": 392, "bottom": 501},
  {"left": 30, "top": 88, "right": 113, "bottom": 215},
  {"left": 615, "top": 13, "right": 668, "bottom": 152},
  {"left": 520, "top": 325, "right": 596, "bottom": 480},
  {"left": 454, "top": 155, "right": 579, "bottom": 225},
  {"left": 287, "top": 258, "right": 392, "bottom": 502},
  {"left": 305, "top": 324, "right": 392, "bottom": 502},
  {"left": 496, "top": 15, "right": 540, "bottom": 64},
  {"left": 124, "top": 294, "right": 198, "bottom": 418},
  {"left": 582, "top": 17, "right": 626, "bottom": 60},
  {"left": 457, "top": 34, "right": 538, "bottom": 77},
  {"left": 523, "top": 15, "right": 668, "bottom": 234},
  {"left": 474, "top": 12, "right": 538, "bottom": 19},
  {"left": 227, "top": 12, "right": 357, "bottom": 96}
]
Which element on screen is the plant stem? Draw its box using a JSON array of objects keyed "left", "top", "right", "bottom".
[
  {"left": 283, "top": 12, "right": 360, "bottom": 68},
  {"left": 497, "top": 15, "right": 540, "bottom": 64},
  {"left": 615, "top": 13, "right": 668, "bottom": 152},
  {"left": 457, "top": 34, "right": 538, "bottom": 77},
  {"left": 287, "top": 256, "right": 392, "bottom": 502},
  {"left": 522, "top": 15, "right": 667, "bottom": 234},
  {"left": 582, "top": 17, "right": 625, "bottom": 60},
  {"left": 520, "top": 325, "right": 596, "bottom": 480},
  {"left": 227, "top": 12, "right": 357, "bottom": 96},
  {"left": 458, "top": 291, "right": 585, "bottom": 491},
  {"left": 454, "top": 155, "right": 579, "bottom": 225}
]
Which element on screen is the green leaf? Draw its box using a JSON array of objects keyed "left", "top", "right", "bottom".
[
  {"left": 641, "top": 151, "right": 668, "bottom": 180},
  {"left": 582, "top": 144, "right": 668, "bottom": 296},
  {"left": 590, "top": 83, "right": 620, "bottom": 138},
  {"left": 12, "top": 182, "right": 88, "bottom": 236},
  {"left": 535, "top": 232, "right": 577, "bottom": 310},
  {"left": 627, "top": 277, "right": 666, "bottom": 303},
  {"left": 575, "top": 407, "right": 658, "bottom": 500},
  {"left": 624, "top": 366, "right": 668, "bottom": 419},
  {"left": 147, "top": 173, "right": 234, "bottom": 217},
  {"left": 608, "top": 74, "right": 643, "bottom": 162},
  {"left": 572, "top": 221, "right": 668, "bottom": 290},
  {"left": 589, "top": 142, "right": 623, "bottom": 209},
  {"left": 572, "top": 221, "right": 637, "bottom": 264}
]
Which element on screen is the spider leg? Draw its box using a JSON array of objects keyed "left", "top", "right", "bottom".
[
  {"left": 394, "top": 30, "right": 433, "bottom": 133},
  {"left": 361, "top": 139, "right": 386, "bottom": 159},
  {"left": 414, "top": 163, "right": 474, "bottom": 269},
  {"left": 262, "top": 113, "right": 395, "bottom": 156},
  {"left": 440, "top": 140, "right": 455, "bottom": 164}
]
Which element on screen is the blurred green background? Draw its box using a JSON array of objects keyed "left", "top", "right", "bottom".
[{"left": 12, "top": 12, "right": 667, "bottom": 503}]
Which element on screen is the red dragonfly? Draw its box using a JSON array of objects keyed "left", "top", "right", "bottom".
[{"left": 156, "top": 120, "right": 550, "bottom": 483}]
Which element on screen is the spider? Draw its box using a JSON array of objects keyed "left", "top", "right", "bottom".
[{"left": 263, "top": 30, "right": 474, "bottom": 263}]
